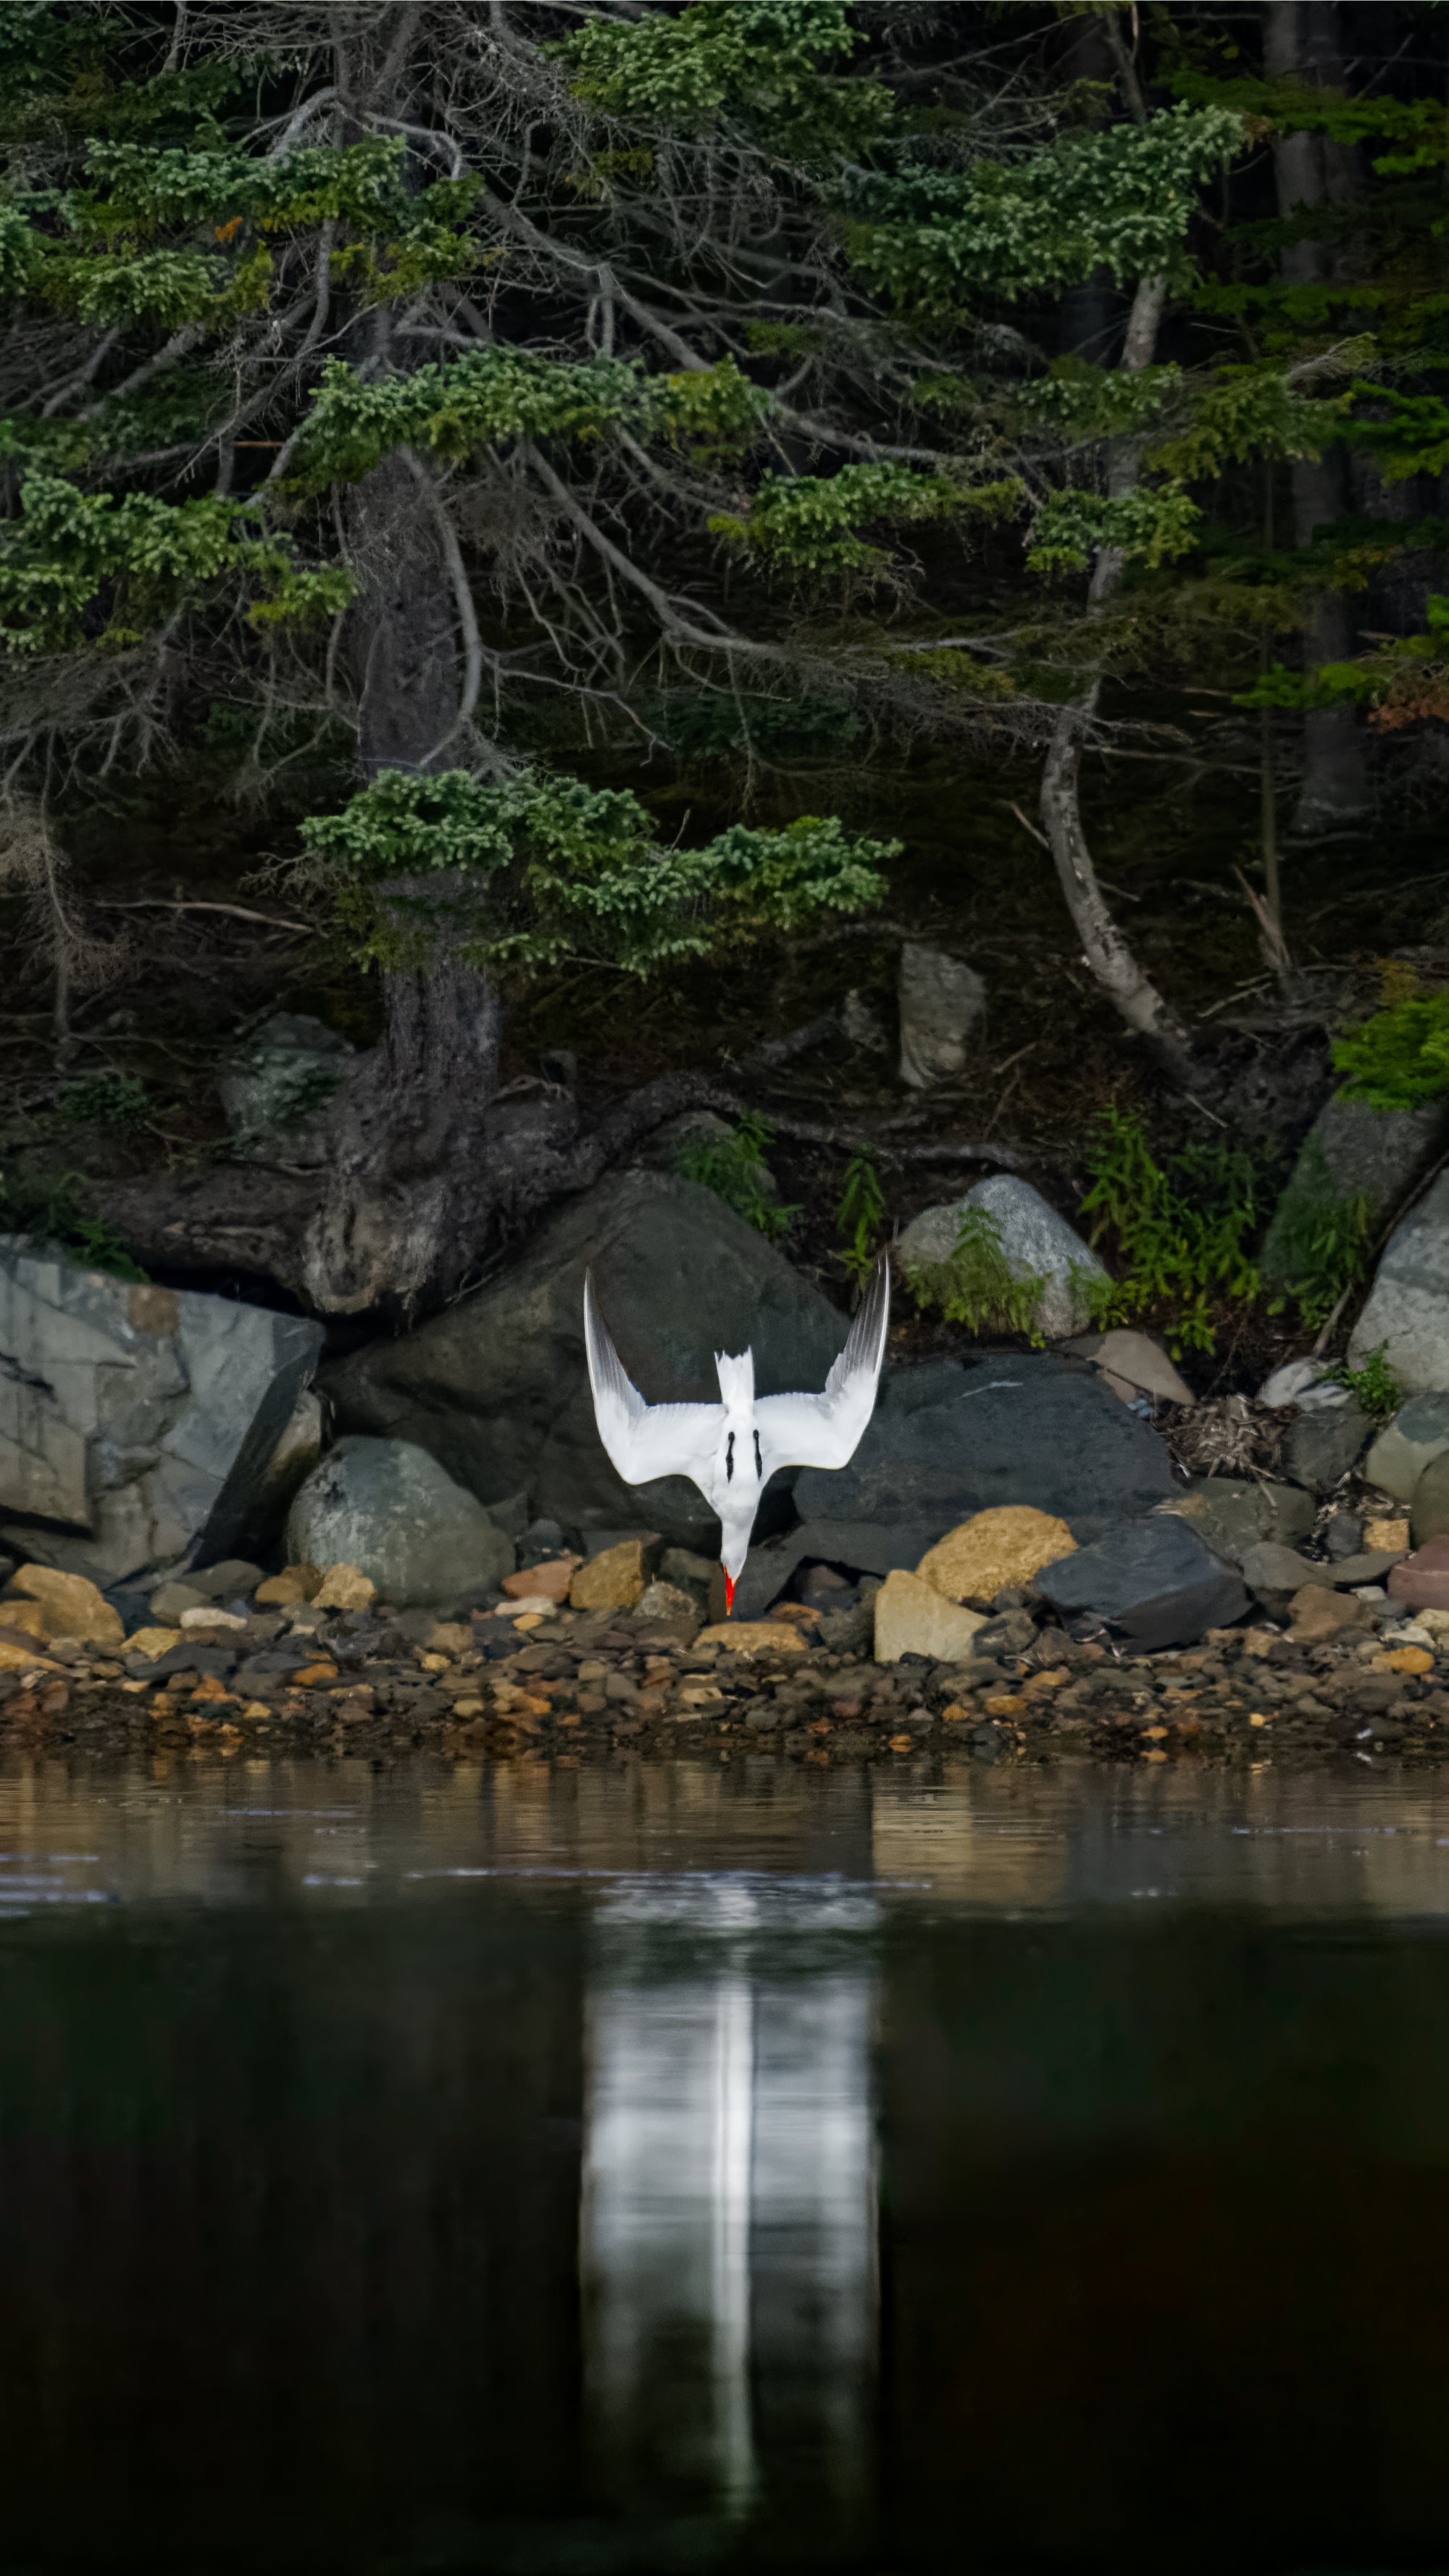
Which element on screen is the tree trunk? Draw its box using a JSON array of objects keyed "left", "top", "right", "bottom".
[
  {"left": 1037, "top": 268, "right": 1198, "bottom": 1084},
  {"left": 1265, "top": 0, "right": 1371, "bottom": 831}
]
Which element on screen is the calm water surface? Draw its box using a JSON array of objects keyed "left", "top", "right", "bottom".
[{"left": 1, "top": 1751, "right": 1448, "bottom": 2574}]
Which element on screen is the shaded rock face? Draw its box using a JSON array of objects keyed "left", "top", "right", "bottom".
[
  {"left": 218, "top": 1013, "right": 355, "bottom": 1168},
  {"left": 897, "top": 942, "right": 986, "bottom": 1088},
  {"left": 285, "top": 1435, "right": 514, "bottom": 1607},
  {"left": 1366, "top": 1393, "right": 1449, "bottom": 1504},
  {"left": 792, "top": 1354, "right": 1174, "bottom": 1543},
  {"left": 898, "top": 1177, "right": 1108, "bottom": 1341},
  {"left": 1261, "top": 1094, "right": 1449, "bottom": 1288},
  {"left": 1162, "top": 1477, "right": 1314, "bottom": 1566},
  {"left": 1282, "top": 1399, "right": 1371, "bottom": 1493},
  {"left": 1349, "top": 1171, "right": 1449, "bottom": 1393},
  {"left": 0, "top": 1240, "right": 322, "bottom": 1585},
  {"left": 1033, "top": 1514, "right": 1248, "bottom": 1648},
  {"left": 322, "top": 1170, "right": 849, "bottom": 1551}
]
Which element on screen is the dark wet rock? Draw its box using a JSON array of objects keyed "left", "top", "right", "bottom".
[
  {"left": 1282, "top": 1399, "right": 1371, "bottom": 1493},
  {"left": 322, "top": 1170, "right": 846, "bottom": 1551},
  {"left": 735, "top": 1518, "right": 941, "bottom": 1620},
  {"left": 1162, "top": 1479, "right": 1314, "bottom": 1567},
  {"left": 792, "top": 1354, "right": 1174, "bottom": 1546},
  {"left": 287, "top": 1436, "right": 514, "bottom": 1608},
  {"left": 1034, "top": 1514, "right": 1248, "bottom": 1649},
  {"left": 1323, "top": 1512, "right": 1364, "bottom": 1560}
]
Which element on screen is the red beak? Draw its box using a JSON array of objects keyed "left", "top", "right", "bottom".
[{"left": 723, "top": 1572, "right": 735, "bottom": 1616}]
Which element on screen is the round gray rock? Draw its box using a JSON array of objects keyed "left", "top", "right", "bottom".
[{"left": 285, "top": 1436, "right": 514, "bottom": 1606}]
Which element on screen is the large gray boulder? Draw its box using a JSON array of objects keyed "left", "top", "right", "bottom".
[
  {"left": 0, "top": 1238, "right": 322, "bottom": 1584},
  {"left": 791, "top": 1353, "right": 1174, "bottom": 1545},
  {"left": 1348, "top": 1170, "right": 1449, "bottom": 1393},
  {"left": 1365, "top": 1393, "right": 1449, "bottom": 1504},
  {"left": 322, "top": 1170, "right": 849, "bottom": 1549},
  {"left": 897, "top": 1176, "right": 1110, "bottom": 1342},
  {"left": 1261, "top": 1093, "right": 1449, "bottom": 1288},
  {"left": 897, "top": 943, "right": 986, "bottom": 1088},
  {"left": 285, "top": 1435, "right": 514, "bottom": 1606},
  {"left": 1033, "top": 1514, "right": 1248, "bottom": 1648},
  {"left": 218, "top": 1012, "right": 354, "bottom": 1167}
]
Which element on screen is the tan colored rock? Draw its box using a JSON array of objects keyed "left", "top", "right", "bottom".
[
  {"left": 1287, "top": 1585, "right": 1371, "bottom": 1643},
  {"left": 633, "top": 1580, "right": 702, "bottom": 1638},
  {"left": 8, "top": 1565, "right": 124, "bottom": 1648},
  {"left": 874, "top": 1569, "right": 987, "bottom": 1665},
  {"left": 569, "top": 1538, "right": 656, "bottom": 1613},
  {"left": 916, "top": 1507, "right": 1075, "bottom": 1604},
  {"left": 180, "top": 1606, "right": 247, "bottom": 1631},
  {"left": 1364, "top": 1515, "right": 1411, "bottom": 1554},
  {"left": 124, "top": 1627, "right": 183, "bottom": 1661},
  {"left": 0, "top": 1635, "right": 63, "bottom": 1674},
  {"left": 696, "top": 1621, "right": 807, "bottom": 1656},
  {"left": 427, "top": 1621, "right": 473, "bottom": 1656},
  {"left": 502, "top": 1556, "right": 577, "bottom": 1602},
  {"left": 312, "top": 1562, "right": 376, "bottom": 1611},
  {"left": 254, "top": 1563, "right": 322, "bottom": 1605},
  {"left": 0, "top": 1600, "right": 49, "bottom": 1640}
]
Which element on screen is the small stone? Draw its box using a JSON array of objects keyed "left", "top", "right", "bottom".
[
  {"left": 241, "top": 1701, "right": 273, "bottom": 1721},
  {"left": 1241, "top": 1542, "right": 1337, "bottom": 1604},
  {"left": 0, "top": 1637, "right": 63, "bottom": 1675},
  {"left": 149, "top": 1582, "right": 209, "bottom": 1622},
  {"left": 293, "top": 1662, "right": 340, "bottom": 1686},
  {"left": 916, "top": 1507, "right": 1075, "bottom": 1604},
  {"left": 502, "top": 1556, "right": 577, "bottom": 1602},
  {"left": 873, "top": 1570, "right": 987, "bottom": 1667},
  {"left": 897, "top": 941, "right": 986, "bottom": 1088},
  {"left": 124, "top": 1626, "right": 183, "bottom": 1661},
  {"left": 569, "top": 1538, "right": 659, "bottom": 1613},
  {"left": 418, "top": 1651, "right": 450, "bottom": 1673},
  {"left": 254, "top": 1563, "right": 322, "bottom": 1605},
  {"left": 1377, "top": 1645, "right": 1433, "bottom": 1675},
  {"left": 1287, "top": 1586, "right": 1371, "bottom": 1643},
  {"left": 187, "top": 1559, "right": 264, "bottom": 1600},
  {"left": 696, "top": 1622, "right": 808, "bottom": 1656},
  {"left": 180, "top": 1606, "right": 247, "bottom": 1631},
  {"left": 1365, "top": 1516, "right": 1411, "bottom": 1554},
  {"left": 1067, "top": 1330, "right": 1195, "bottom": 1408},
  {"left": 427, "top": 1622, "right": 472, "bottom": 1656},
  {"left": 7, "top": 1565, "right": 124, "bottom": 1648},
  {"left": 312, "top": 1563, "right": 376, "bottom": 1612},
  {"left": 633, "top": 1580, "right": 703, "bottom": 1639}
]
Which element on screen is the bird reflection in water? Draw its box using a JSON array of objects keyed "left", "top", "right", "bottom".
[{"left": 580, "top": 1875, "right": 878, "bottom": 2543}]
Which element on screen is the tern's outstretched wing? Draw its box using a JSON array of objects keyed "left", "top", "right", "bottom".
[
  {"left": 754, "top": 1252, "right": 890, "bottom": 1481},
  {"left": 584, "top": 1271, "right": 723, "bottom": 1488}
]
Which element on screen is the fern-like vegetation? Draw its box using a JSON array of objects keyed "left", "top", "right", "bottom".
[{"left": 902, "top": 1205, "right": 1048, "bottom": 1340}]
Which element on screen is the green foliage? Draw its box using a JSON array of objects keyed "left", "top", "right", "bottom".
[
  {"left": 51, "top": 1070, "right": 152, "bottom": 1128},
  {"left": 0, "top": 470, "right": 351, "bottom": 653},
  {"left": 1266, "top": 1169, "right": 1374, "bottom": 1332},
  {"left": 677, "top": 1114, "right": 795, "bottom": 1238},
  {"left": 1324, "top": 1343, "right": 1403, "bottom": 1423},
  {"left": 1332, "top": 992, "right": 1449, "bottom": 1111},
  {"left": 1080, "top": 1106, "right": 1264, "bottom": 1354},
  {"left": 1027, "top": 481, "right": 1200, "bottom": 575},
  {"left": 556, "top": 0, "right": 893, "bottom": 155},
  {"left": 288, "top": 350, "right": 763, "bottom": 491},
  {"left": 903, "top": 1205, "right": 1048, "bottom": 1341},
  {"left": 835, "top": 1151, "right": 885, "bottom": 1291},
  {"left": 711, "top": 465, "right": 1022, "bottom": 579},
  {"left": 850, "top": 105, "right": 1246, "bottom": 312},
  {"left": 0, "top": 1162, "right": 147, "bottom": 1279},
  {"left": 298, "top": 767, "right": 895, "bottom": 976}
]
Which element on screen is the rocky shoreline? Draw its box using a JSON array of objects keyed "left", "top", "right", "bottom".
[{"left": 3, "top": 1540, "right": 1446, "bottom": 1774}]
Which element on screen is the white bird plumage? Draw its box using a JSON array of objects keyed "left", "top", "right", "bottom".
[{"left": 583, "top": 1255, "right": 890, "bottom": 1614}]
